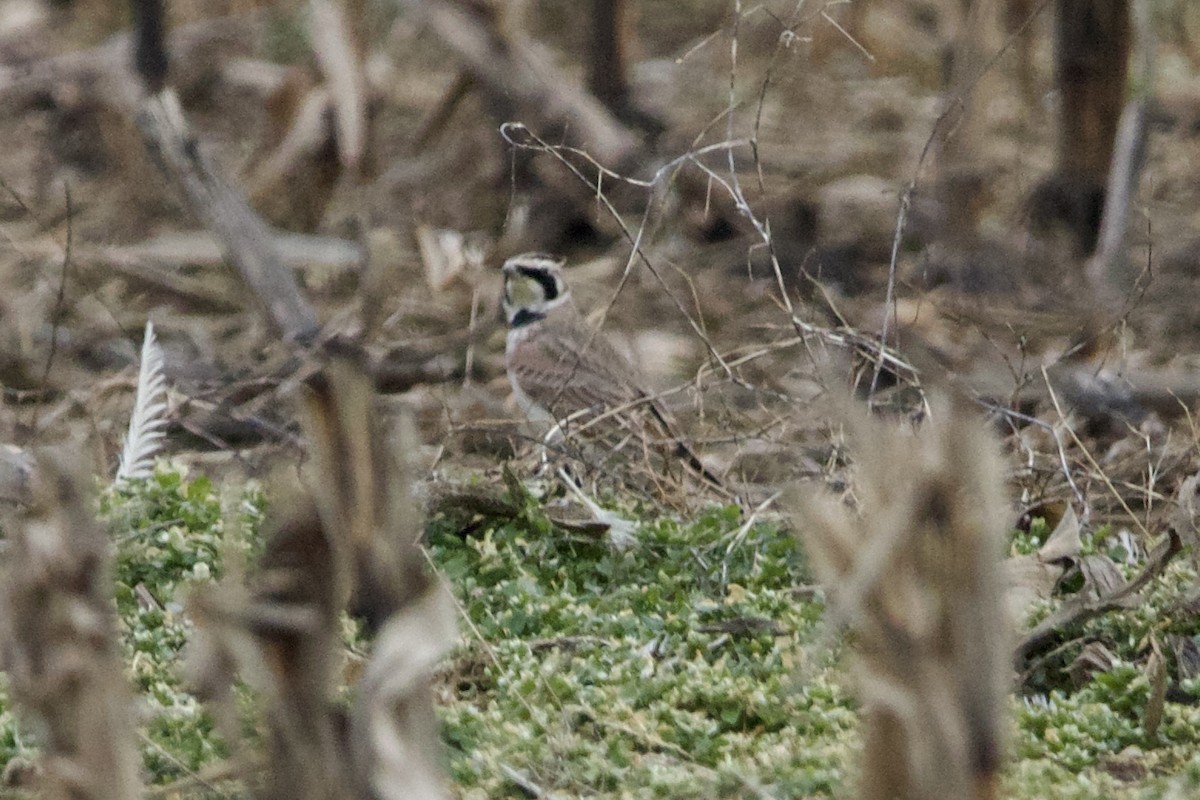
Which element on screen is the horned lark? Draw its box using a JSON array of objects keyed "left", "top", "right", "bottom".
[{"left": 501, "top": 252, "right": 722, "bottom": 489}]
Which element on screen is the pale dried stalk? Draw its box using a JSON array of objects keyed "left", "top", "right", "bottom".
[
  {"left": 0, "top": 454, "right": 142, "bottom": 800},
  {"left": 301, "top": 350, "right": 454, "bottom": 800},
  {"left": 349, "top": 583, "right": 457, "bottom": 800},
  {"left": 310, "top": 0, "right": 369, "bottom": 170},
  {"left": 189, "top": 506, "right": 349, "bottom": 800},
  {"left": 129, "top": 0, "right": 317, "bottom": 344},
  {"left": 789, "top": 394, "right": 1010, "bottom": 800},
  {"left": 187, "top": 351, "right": 454, "bottom": 800},
  {"left": 135, "top": 88, "right": 320, "bottom": 344},
  {"left": 129, "top": 5, "right": 452, "bottom": 795},
  {"left": 404, "top": 0, "right": 642, "bottom": 169}
]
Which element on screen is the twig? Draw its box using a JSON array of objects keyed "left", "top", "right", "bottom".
[
  {"left": 38, "top": 184, "right": 72, "bottom": 392},
  {"left": 500, "top": 124, "right": 741, "bottom": 375},
  {"left": 1014, "top": 528, "right": 1182, "bottom": 663},
  {"left": 977, "top": 400, "right": 1086, "bottom": 509},
  {"left": 500, "top": 763, "right": 544, "bottom": 799},
  {"left": 1041, "top": 365, "right": 1152, "bottom": 539},
  {"left": 722, "top": 490, "right": 781, "bottom": 558},
  {"left": 870, "top": 0, "right": 1054, "bottom": 398},
  {"left": 134, "top": 89, "right": 320, "bottom": 344},
  {"left": 412, "top": 70, "right": 474, "bottom": 151},
  {"left": 29, "top": 183, "right": 73, "bottom": 438},
  {"left": 97, "top": 230, "right": 364, "bottom": 271},
  {"left": 819, "top": 7, "right": 875, "bottom": 62}
]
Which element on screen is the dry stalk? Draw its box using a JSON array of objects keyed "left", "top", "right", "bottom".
[
  {"left": 130, "top": 0, "right": 319, "bottom": 345},
  {"left": 195, "top": 506, "right": 348, "bottom": 800},
  {"left": 186, "top": 347, "right": 454, "bottom": 800},
  {"left": 309, "top": 0, "right": 370, "bottom": 172},
  {"left": 299, "top": 343, "right": 434, "bottom": 629},
  {"left": 403, "top": 0, "right": 643, "bottom": 169},
  {"left": 300, "top": 345, "right": 456, "bottom": 799},
  {"left": 134, "top": 85, "right": 320, "bottom": 344},
  {"left": 0, "top": 453, "right": 142, "bottom": 800},
  {"left": 348, "top": 580, "right": 456, "bottom": 800},
  {"left": 125, "top": 5, "right": 453, "bottom": 795},
  {"left": 789, "top": 394, "right": 1009, "bottom": 800}
]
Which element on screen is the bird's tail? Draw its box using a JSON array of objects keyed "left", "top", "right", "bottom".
[{"left": 645, "top": 403, "right": 731, "bottom": 496}]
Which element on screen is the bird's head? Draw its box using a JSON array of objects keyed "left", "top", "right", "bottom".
[{"left": 502, "top": 253, "right": 570, "bottom": 327}]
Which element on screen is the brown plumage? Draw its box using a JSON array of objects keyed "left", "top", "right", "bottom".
[
  {"left": 501, "top": 253, "right": 723, "bottom": 490},
  {"left": 508, "top": 307, "right": 643, "bottom": 420}
]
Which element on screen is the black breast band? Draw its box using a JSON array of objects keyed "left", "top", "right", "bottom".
[{"left": 511, "top": 308, "right": 546, "bottom": 327}]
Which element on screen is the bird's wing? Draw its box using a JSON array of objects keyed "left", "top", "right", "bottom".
[
  {"left": 510, "top": 315, "right": 646, "bottom": 418},
  {"left": 511, "top": 315, "right": 726, "bottom": 490}
]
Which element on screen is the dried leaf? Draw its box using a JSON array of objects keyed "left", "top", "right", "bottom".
[
  {"left": 1170, "top": 472, "right": 1200, "bottom": 556},
  {"left": 1166, "top": 634, "right": 1200, "bottom": 682},
  {"left": 1006, "top": 553, "right": 1063, "bottom": 620},
  {"left": 1038, "top": 504, "right": 1082, "bottom": 564},
  {"left": 1079, "top": 554, "right": 1127, "bottom": 601},
  {"left": 1143, "top": 636, "right": 1167, "bottom": 739},
  {"left": 1017, "top": 499, "right": 1067, "bottom": 533},
  {"left": 1067, "top": 641, "right": 1116, "bottom": 687}
]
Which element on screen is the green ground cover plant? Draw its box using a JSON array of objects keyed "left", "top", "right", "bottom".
[{"left": 2, "top": 466, "right": 1200, "bottom": 797}]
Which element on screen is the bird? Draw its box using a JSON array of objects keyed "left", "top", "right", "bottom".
[{"left": 500, "top": 252, "right": 724, "bottom": 492}]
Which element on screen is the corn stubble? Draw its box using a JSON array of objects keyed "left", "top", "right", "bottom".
[
  {"left": 187, "top": 347, "right": 454, "bottom": 800},
  {"left": 0, "top": 455, "right": 141, "bottom": 800},
  {"left": 790, "top": 394, "right": 1010, "bottom": 800}
]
